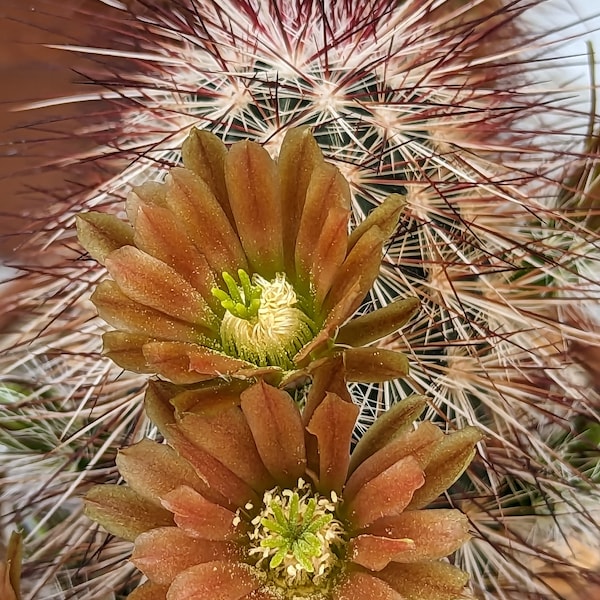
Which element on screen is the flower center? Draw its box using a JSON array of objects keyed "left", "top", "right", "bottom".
[
  {"left": 239, "top": 479, "right": 347, "bottom": 596},
  {"left": 212, "top": 270, "right": 315, "bottom": 369}
]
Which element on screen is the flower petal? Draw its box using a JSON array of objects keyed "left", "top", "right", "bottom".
[
  {"left": 335, "top": 297, "right": 420, "bottom": 347},
  {"left": 161, "top": 485, "right": 239, "bottom": 540},
  {"left": 101, "top": 331, "right": 154, "bottom": 374},
  {"left": 76, "top": 212, "right": 134, "bottom": 265},
  {"left": 349, "top": 535, "right": 416, "bottom": 571},
  {"left": 306, "top": 392, "right": 359, "bottom": 494},
  {"left": 240, "top": 380, "right": 306, "bottom": 487},
  {"left": 349, "top": 395, "right": 427, "bottom": 472},
  {"left": 116, "top": 439, "right": 207, "bottom": 506},
  {"left": 364, "top": 510, "right": 471, "bottom": 562},
  {"left": 176, "top": 408, "right": 274, "bottom": 493},
  {"left": 332, "top": 570, "right": 404, "bottom": 600},
  {"left": 182, "top": 128, "right": 231, "bottom": 221},
  {"left": 347, "top": 193, "right": 405, "bottom": 250},
  {"left": 132, "top": 527, "right": 237, "bottom": 586},
  {"left": 127, "top": 582, "right": 169, "bottom": 600},
  {"left": 377, "top": 562, "right": 470, "bottom": 600},
  {"left": 343, "top": 347, "right": 410, "bottom": 383},
  {"left": 346, "top": 455, "right": 425, "bottom": 529},
  {"left": 127, "top": 181, "right": 168, "bottom": 224},
  {"left": 165, "top": 167, "right": 248, "bottom": 274},
  {"left": 344, "top": 422, "right": 444, "bottom": 502},
  {"left": 105, "top": 246, "right": 218, "bottom": 328},
  {"left": 225, "top": 140, "right": 284, "bottom": 276},
  {"left": 166, "top": 561, "right": 261, "bottom": 600},
  {"left": 407, "top": 426, "right": 483, "bottom": 510},
  {"left": 144, "top": 380, "right": 178, "bottom": 438},
  {"left": 84, "top": 485, "right": 173, "bottom": 542}
]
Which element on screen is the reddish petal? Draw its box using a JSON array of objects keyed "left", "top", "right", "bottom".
[
  {"left": 166, "top": 561, "right": 261, "bottom": 600},
  {"left": 344, "top": 422, "right": 443, "bottom": 502},
  {"left": 144, "top": 380, "right": 178, "bottom": 439},
  {"left": 127, "top": 582, "right": 169, "bottom": 600},
  {"left": 127, "top": 182, "right": 168, "bottom": 224},
  {"left": 116, "top": 439, "right": 208, "bottom": 506},
  {"left": 132, "top": 527, "right": 237, "bottom": 585},
  {"left": 306, "top": 392, "right": 358, "bottom": 494},
  {"left": 225, "top": 140, "right": 284, "bottom": 277},
  {"left": 161, "top": 485, "right": 238, "bottom": 540},
  {"left": 332, "top": 570, "right": 404, "bottom": 600},
  {"left": 177, "top": 408, "right": 274, "bottom": 493},
  {"left": 349, "top": 535, "right": 415, "bottom": 571},
  {"left": 364, "top": 510, "right": 471, "bottom": 562},
  {"left": 101, "top": 331, "right": 154, "bottom": 374},
  {"left": 346, "top": 455, "right": 425, "bottom": 529},
  {"left": 240, "top": 381, "right": 306, "bottom": 487}
]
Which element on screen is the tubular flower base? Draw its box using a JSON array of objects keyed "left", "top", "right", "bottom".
[
  {"left": 84, "top": 364, "right": 481, "bottom": 600},
  {"left": 76, "top": 127, "right": 418, "bottom": 387}
]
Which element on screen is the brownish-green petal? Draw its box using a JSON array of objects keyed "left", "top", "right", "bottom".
[
  {"left": 165, "top": 167, "right": 248, "bottom": 274},
  {"left": 84, "top": 485, "right": 173, "bottom": 542},
  {"left": 278, "top": 126, "right": 324, "bottom": 271},
  {"left": 105, "top": 246, "right": 218, "bottom": 328},
  {"left": 126, "top": 181, "right": 168, "bottom": 224},
  {"left": 166, "top": 561, "right": 261, "bottom": 600},
  {"left": 225, "top": 140, "right": 284, "bottom": 276},
  {"left": 240, "top": 380, "right": 306, "bottom": 487},
  {"left": 336, "top": 297, "right": 420, "bottom": 347},
  {"left": 332, "top": 570, "right": 404, "bottom": 600},
  {"left": 76, "top": 212, "right": 134, "bottom": 265},
  {"left": 407, "top": 426, "right": 483, "bottom": 510},
  {"left": 349, "top": 395, "right": 428, "bottom": 472},
  {"left": 377, "top": 562, "right": 470, "bottom": 600},
  {"left": 176, "top": 408, "right": 274, "bottom": 493},
  {"left": 344, "top": 422, "right": 444, "bottom": 502},
  {"left": 101, "top": 331, "right": 154, "bottom": 374},
  {"left": 364, "top": 510, "right": 471, "bottom": 562},
  {"left": 306, "top": 392, "right": 359, "bottom": 494},
  {"left": 343, "top": 347, "right": 410, "bottom": 383},
  {"left": 161, "top": 485, "right": 239, "bottom": 541},
  {"left": 182, "top": 128, "right": 230, "bottom": 220},
  {"left": 1, "top": 532, "right": 21, "bottom": 600},
  {"left": 346, "top": 455, "right": 425, "bottom": 529},
  {"left": 93, "top": 281, "right": 213, "bottom": 342},
  {"left": 116, "top": 439, "right": 207, "bottom": 506},
  {"left": 127, "top": 582, "right": 169, "bottom": 600},
  {"left": 132, "top": 527, "right": 237, "bottom": 585},
  {"left": 144, "top": 380, "right": 179, "bottom": 438},
  {"left": 348, "top": 535, "right": 415, "bottom": 571}
]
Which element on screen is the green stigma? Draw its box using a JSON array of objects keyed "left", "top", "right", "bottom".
[{"left": 212, "top": 271, "right": 316, "bottom": 370}]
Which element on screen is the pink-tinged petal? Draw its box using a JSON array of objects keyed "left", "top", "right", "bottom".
[
  {"left": 161, "top": 485, "right": 238, "bottom": 541},
  {"left": 306, "top": 392, "right": 359, "bottom": 494},
  {"left": 133, "top": 204, "right": 221, "bottom": 312},
  {"left": 177, "top": 409, "right": 274, "bottom": 493},
  {"left": 166, "top": 424, "right": 257, "bottom": 509},
  {"left": 101, "top": 331, "right": 154, "bottom": 374},
  {"left": 93, "top": 281, "right": 213, "bottom": 342},
  {"left": 349, "top": 535, "right": 416, "bottom": 571},
  {"left": 142, "top": 342, "right": 255, "bottom": 385},
  {"left": 278, "top": 127, "right": 324, "bottom": 271},
  {"left": 84, "top": 485, "right": 173, "bottom": 542},
  {"left": 105, "top": 246, "right": 218, "bottom": 329},
  {"left": 343, "top": 347, "right": 410, "bottom": 383},
  {"left": 166, "top": 561, "right": 261, "bottom": 600},
  {"left": 336, "top": 297, "right": 420, "bottom": 347},
  {"left": 182, "top": 128, "right": 231, "bottom": 221},
  {"left": 127, "top": 182, "right": 168, "bottom": 225},
  {"left": 347, "top": 194, "right": 406, "bottom": 251},
  {"left": 332, "top": 570, "right": 404, "bottom": 600},
  {"left": 168, "top": 380, "right": 249, "bottom": 414},
  {"left": 407, "top": 426, "right": 483, "bottom": 510},
  {"left": 295, "top": 162, "right": 350, "bottom": 299},
  {"left": 240, "top": 380, "right": 306, "bottom": 487},
  {"left": 377, "top": 562, "right": 470, "bottom": 600},
  {"left": 165, "top": 168, "right": 248, "bottom": 274},
  {"left": 349, "top": 395, "right": 428, "bottom": 473},
  {"left": 127, "top": 582, "right": 169, "bottom": 600},
  {"left": 76, "top": 212, "right": 134, "bottom": 265},
  {"left": 116, "top": 439, "right": 206, "bottom": 506},
  {"left": 364, "top": 510, "right": 471, "bottom": 562},
  {"left": 132, "top": 527, "right": 237, "bottom": 586},
  {"left": 346, "top": 455, "right": 425, "bottom": 529},
  {"left": 345, "top": 422, "right": 444, "bottom": 502},
  {"left": 225, "top": 140, "right": 284, "bottom": 276}
]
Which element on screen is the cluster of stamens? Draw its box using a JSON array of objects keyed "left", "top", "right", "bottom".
[{"left": 237, "top": 479, "right": 347, "bottom": 594}]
